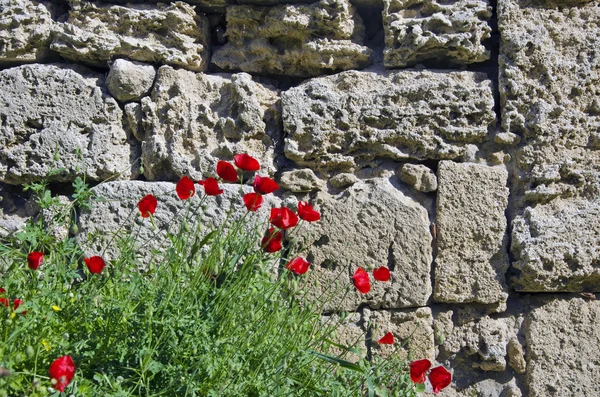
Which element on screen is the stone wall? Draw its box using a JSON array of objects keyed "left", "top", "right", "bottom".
[{"left": 1, "top": 0, "right": 599, "bottom": 395}]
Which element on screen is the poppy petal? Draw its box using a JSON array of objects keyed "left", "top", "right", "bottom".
[
  {"left": 269, "top": 207, "right": 299, "bottom": 230},
  {"left": 216, "top": 161, "right": 238, "bottom": 183},
  {"left": 409, "top": 359, "right": 432, "bottom": 384},
  {"left": 429, "top": 366, "right": 452, "bottom": 394},
  {"left": 176, "top": 176, "right": 195, "bottom": 200},
  {"left": 261, "top": 228, "right": 283, "bottom": 253},
  {"left": 298, "top": 202, "right": 320, "bottom": 222},
  {"left": 137, "top": 194, "right": 158, "bottom": 218},
  {"left": 49, "top": 355, "right": 76, "bottom": 392},
  {"left": 234, "top": 153, "right": 260, "bottom": 172},
  {"left": 27, "top": 251, "right": 44, "bottom": 270},
  {"left": 243, "top": 192, "right": 263, "bottom": 211},
  {"left": 352, "top": 268, "right": 371, "bottom": 294},
  {"left": 253, "top": 176, "right": 279, "bottom": 194},
  {"left": 84, "top": 256, "right": 106, "bottom": 274},
  {"left": 377, "top": 331, "right": 394, "bottom": 345},
  {"left": 373, "top": 266, "right": 391, "bottom": 282},
  {"left": 286, "top": 257, "right": 310, "bottom": 275},
  {"left": 200, "top": 178, "right": 224, "bottom": 196}
]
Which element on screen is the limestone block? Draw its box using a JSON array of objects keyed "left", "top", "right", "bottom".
[
  {"left": 77, "top": 181, "right": 281, "bottom": 261},
  {"left": 140, "top": 66, "right": 281, "bottom": 181},
  {"left": 365, "top": 307, "right": 435, "bottom": 362},
  {"left": 525, "top": 297, "right": 600, "bottom": 397},
  {"left": 212, "top": 0, "right": 372, "bottom": 77},
  {"left": 329, "top": 173, "right": 359, "bottom": 189},
  {"left": 397, "top": 163, "right": 437, "bottom": 192},
  {"left": 434, "top": 162, "right": 509, "bottom": 308},
  {"left": 0, "top": 0, "right": 55, "bottom": 64},
  {"left": 321, "top": 312, "right": 366, "bottom": 363},
  {"left": 383, "top": 0, "right": 492, "bottom": 68},
  {"left": 283, "top": 69, "right": 495, "bottom": 174},
  {"left": 51, "top": 1, "right": 209, "bottom": 71},
  {"left": 0, "top": 184, "right": 38, "bottom": 238},
  {"left": 124, "top": 103, "right": 143, "bottom": 141},
  {"left": 511, "top": 198, "right": 600, "bottom": 292},
  {"left": 279, "top": 169, "right": 325, "bottom": 192},
  {"left": 507, "top": 337, "right": 526, "bottom": 374},
  {"left": 301, "top": 178, "right": 432, "bottom": 312},
  {"left": 107, "top": 59, "right": 156, "bottom": 102},
  {"left": 0, "top": 64, "right": 138, "bottom": 184}
]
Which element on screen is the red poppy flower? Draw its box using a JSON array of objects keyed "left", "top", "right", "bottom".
[
  {"left": 409, "top": 359, "right": 432, "bottom": 384},
  {"left": 429, "top": 366, "right": 452, "bottom": 394},
  {"left": 270, "top": 207, "right": 299, "bottom": 230},
  {"left": 243, "top": 192, "right": 263, "bottom": 212},
  {"left": 0, "top": 288, "right": 8, "bottom": 308},
  {"left": 253, "top": 176, "right": 279, "bottom": 194},
  {"left": 298, "top": 202, "right": 321, "bottom": 222},
  {"left": 49, "top": 355, "right": 75, "bottom": 392},
  {"left": 373, "top": 266, "right": 391, "bottom": 282},
  {"left": 217, "top": 160, "right": 238, "bottom": 183},
  {"left": 199, "top": 178, "right": 224, "bottom": 196},
  {"left": 286, "top": 257, "right": 310, "bottom": 275},
  {"left": 137, "top": 194, "right": 157, "bottom": 218},
  {"left": 13, "top": 299, "right": 26, "bottom": 315},
  {"left": 27, "top": 251, "right": 44, "bottom": 270},
  {"left": 261, "top": 228, "right": 283, "bottom": 253},
  {"left": 176, "top": 176, "right": 195, "bottom": 200},
  {"left": 352, "top": 268, "right": 370, "bottom": 294},
  {"left": 84, "top": 256, "right": 106, "bottom": 274},
  {"left": 234, "top": 153, "right": 260, "bottom": 171},
  {"left": 378, "top": 331, "right": 394, "bottom": 345}
]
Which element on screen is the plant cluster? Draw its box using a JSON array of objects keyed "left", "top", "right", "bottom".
[{"left": 0, "top": 154, "right": 451, "bottom": 396}]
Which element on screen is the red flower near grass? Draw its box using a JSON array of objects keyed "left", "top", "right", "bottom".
[
  {"left": 0, "top": 288, "right": 8, "bottom": 307},
  {"left": 253, "top": 176, "right": 279, "bottom": 194},
  {"left": 270, "top": 207, "right": 298, "bottom": 230},
  {"left": 409, "top": 359, "right": 432, "bottom": 384},
  {"left": 27, "top": 251, "right": 44, "bottom": 270},
  {"left": 49, "top": 355, "right": 75, "bottom": 392},
  {"left": 137, "top": 194, "right": 157, "bottom": 218},
  {"left": 429, "top": 366, "right": 452, "bottom": 394},
  {"left": 84, "top": 256, "right": 106, "bottom": 274},
  {"left": 199, "top": 178, "right": 224, "bottom": 196},
  {"left": 243, "top": 193, "right": 263, "bottom": 212},
  {"left": 216, "top": 160, "right": 238, "bottom": 183},
  {"left": 286, "top": 257, "right": 310, "bottom": 275},
  {"left": 373, "top": 266, "right": 391, "bottom": 282},
  {"left": 234, "top": 153, "right": 260, "bottom": 172},
  {"left": 176, "top": 176, "right": 195, "bottom": 200},
  {"left": 261, "top": 228, "right": 283, "bottom": 253},
  {"left": 378, "top": 332, "right": 394, "bottom": 345},
  {"left": 298, "top": 202, "right": 320, "bottom": 222},
  {"left": 352, "top": 268, "right": 370, "bottom": 294},
  {"left": 13, "top": 299, "right": 26, "bottom": 315}
]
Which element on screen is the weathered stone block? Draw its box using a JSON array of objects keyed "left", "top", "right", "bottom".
[
  {"left": 383, "top": 0, "right": 492, "bottom": 68},
  {"left": 51, "top": 1, "right": 210, "bottom": 71},
  {"left": 283, "top": 69, "right": 495, "bottom": 174},
  {"left": 434, "top": 162, "right": 509, "bottom": 308},
  {"left": 279, "top": 169, "right": 325, "bottom": 192},
  {"left": 397, "top": 163, "right": 437, "bottom": 192},
  {"left": 0, "top": 0, "right": 55, "bottom": 64},
  {"left": 0, "top": 64, "right": 138, "bottom": 184},
  {"left": 107, "top": 59, "right": 156, "bottom": 102},
  {"left": 365, "top": 307, "right": 435, "bottom": 361},
  {"left": 321, "top": 312, "right": 366, "bottom": 363},
  {"left": 301, "top": 178, "right": 432, "bottom": 312},
  {"left": 140, "top": 66, "right": 281, "bottom": 181},
  {"left": 512, "top": 198, "right": 600, "bottom": 292},
  {"left": 525, "top": 297, "right": 600, "bottom": 397},
  {"left": 212, "top": 0, "right": 371, "bottom": 77}
]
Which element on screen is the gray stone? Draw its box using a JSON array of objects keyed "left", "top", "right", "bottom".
[
  {"left": 283, "top": 69, "right": 495, "bottom": 174},
  {"left": 365, "top": 307, "right": 435, "bottom": 362},
  {"left": 301, "top": 178, "right": 432, "bottom": 312},
  {"left": 493, "top": 132, "right": 521, "bottom": 146},
  {"left": 279, "top": 169, "right": 324, "bottom": 192},
  {"left": 383, "top": 0, "right": 492, "bottom": 68},
  {"left": 525, "top": 297, "right": 600, "bottom": 397},
  {"left": 0, "top": 0, "right": 55, "bottom": 64},
  {"left": 507, "top": 337, "right": 526, "bottom": 374},
  {"left": 107, "top": 59, "right": 156, "bottom": 102},
  {"left": 0, "top": 184, "right": 38, "bottom": 238},
  {"left": 321, "top": 312, "right": 365, "bottom": 363},
  {"left": 212, "top": 0, "right": 371, "bottom": 77},
  {"left": 140, "top": 66, "right": 281, "bottom": 181},
  {"left": 397, "top": 163, "right": 437, "bottom": 192},
  {"left": 511, "top": 198, "right": 600, "bottom": 292},
  {"left": 124, "top": 103, "right": 143, "bottom": 142},
  {"left": 0, "top": 64, "right": 138, "bottom": 184},
  {"left": 329, "top": 173, "right": 359, "bottom": 189},
  {"left": 434, "top": 162, "right": 509, "bottom": 309},
  {"left": 77, "top": 180, "right": 282, "bottom": 261},
  {"left": 51, "top": 1, "right": 210, "bottom": 71}
]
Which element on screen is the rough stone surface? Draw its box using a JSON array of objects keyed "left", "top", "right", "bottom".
[
  {"left": 329, "top": 173, "right": 359, "bottom": 188},
  {"left": 511, "top": 198, "right": 600, "bottom": 292},
  {"left": 525, "top": 297, "right": 600, "bottom": 397},
  {"left": 0, "top": 64, "right": 138, "bottom": 184},
  {"left": 107, "top": 59, "right": 156, "bottom": 102},
  {"left": 383, "top": 0, "right": 492, "bottom": 68},
  {"left": 77, "top": 181, "right": 281, "bottom": 261},
  {"left": 507, "top": 337, "right": 526, "bottom": 374},
  {"left": 212, "top": 0, "right": 372, "bottom": 77},
  {"left": 140, "top": 66, "right": 281, "bottom": 181},
  {"left": 365, "top": 307, "right": 435, "bottom": 361},
  {"left": 397, "top": 163, "right": 437, "bottom": 192},
  {"left": 0, "top": 0, "right": 55, "bottom": 64},
  {"left": 301, "top": 178, "right": 432, "bottom": 312},
  {"left": 283, "top": 69, "right": 495, "bottom": 174},
  {"left": 124, "top": 103, "right": 143, "bottom": 141},
  {"left": 434, "top": 162, "right": 509, "bottom": 308},
  {"left": 321, "top": 312, "right": 366, "bottom": 363},
  {"left": 278, "top": 169, "right": 325, "bottom": 192},
  {"left": 51, "top": 1, "right": 210, "bottom": 71},
  {"left": 0, "top": 184, "right": 38, "bottom": 238}
]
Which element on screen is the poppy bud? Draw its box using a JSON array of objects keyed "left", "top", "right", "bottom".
[{"left": 26, "top": 345, "right": 35, "bottom": 359}]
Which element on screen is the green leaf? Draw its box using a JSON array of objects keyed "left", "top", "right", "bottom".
[
  {"left": 308, "top": 350, "right": 363, "bottom": 373},
  {"left": 415, "top": 383, "right": 426, "bottom": 393}
]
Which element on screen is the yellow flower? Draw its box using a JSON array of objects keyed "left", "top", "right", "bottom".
[
  {"left": 52, "top": 305, "right": 61, "bottom": 312},
  {"left": 41, "top": 340, "right": 51, "bottom": 351},
  {"left": 9, "top": 312, "right": 16, "bottom": 320}
]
